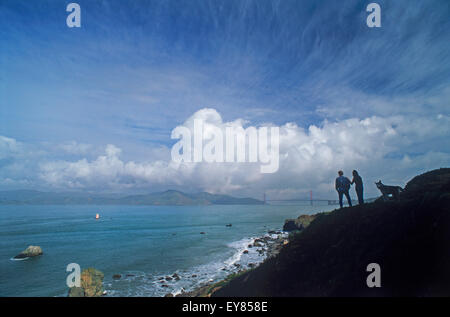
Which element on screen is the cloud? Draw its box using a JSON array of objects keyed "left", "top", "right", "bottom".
[
  {"left": 0, "top": 136, "right": 20, "bottom": 159},
  {"left": 0, "top": 136, "right": 44, "bottom": 188},
  {"left": 1, "top": 1, "right": 449, "bottom": 198},
  {"left": 13, "top": 108, "right": 445, "bottom": 198},
  {"left": 59, "top": 141, "right": 93, "bottom": 155}
]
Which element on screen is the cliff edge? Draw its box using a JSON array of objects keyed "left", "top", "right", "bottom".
[{"left": 212, "top": 168, "right": 450, "bottom": 296}]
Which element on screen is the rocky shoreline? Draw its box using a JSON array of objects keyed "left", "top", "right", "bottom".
[
  {"left": 174, "top": 230, "right": 290, "bottom": 297},
  {"left": 100, "top": 228, "right": 292, "bottom": 297}
]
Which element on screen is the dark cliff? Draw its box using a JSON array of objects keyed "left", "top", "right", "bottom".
[{"left": 213, "top": 168, "right": 450, "bottom": 296}]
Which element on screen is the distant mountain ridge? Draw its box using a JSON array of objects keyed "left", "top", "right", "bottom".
[{"left": 0, "top": 189, "right": 263, "bottom": 205}]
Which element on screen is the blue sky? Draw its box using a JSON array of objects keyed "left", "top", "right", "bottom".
[{"left": 0, "top": 0, "right": 449, "bottom": 198}]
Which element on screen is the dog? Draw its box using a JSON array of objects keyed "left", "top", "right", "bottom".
[{"left": 375, "top": 181, "right": 404, "bottom": 201}]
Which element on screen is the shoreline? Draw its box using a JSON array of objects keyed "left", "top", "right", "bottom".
[
  {"left": 104, "top": 228, "right": 291, "bottom": 297},
  {"left": 174, "top": 230, "right": 289, "bottom": 297}
]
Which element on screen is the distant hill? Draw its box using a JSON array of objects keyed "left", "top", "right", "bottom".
[
  {"left": 0, "top": 189, "right": 263, "bottom": 205},
  {"left": 212, "top": 168, "right": 450, "bottom": 296}
]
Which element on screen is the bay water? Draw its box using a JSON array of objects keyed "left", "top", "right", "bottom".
[{"left": 0, "top": 204, "right": 335, "bottom": 297}]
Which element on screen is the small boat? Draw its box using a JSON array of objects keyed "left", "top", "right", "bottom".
[{"left": 95, "top": 213, "right": 100, "bottom": 220}]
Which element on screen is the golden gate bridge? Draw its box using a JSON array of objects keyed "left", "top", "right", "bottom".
[{"left": 263, "top": 191, "right": 340, "bottom": 206}]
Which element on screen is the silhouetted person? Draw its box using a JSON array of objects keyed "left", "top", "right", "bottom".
[
  {"left": 351, "top": 170, "right": 364, "bottom": 205},
  {"left": 335, "top": 170, "right": 352, "bottom": 208}
]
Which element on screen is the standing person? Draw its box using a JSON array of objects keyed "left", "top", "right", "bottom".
[
  {"left": 335, "top": 170, "right": 352, "bottom": 209},
  {"left": 351, "top": 170, "right": 364, "bottom": 205}
]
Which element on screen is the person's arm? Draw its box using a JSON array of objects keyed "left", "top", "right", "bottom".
[
  {"left": 335, "top": 178, "right": 338, "bottom": 190},
  {"left": 351, "top": 177, "right": 355, "bottom": 184}
]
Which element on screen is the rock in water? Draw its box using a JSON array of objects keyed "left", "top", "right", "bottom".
[
  {"left": 68, "top": 268, "right": 104, "bottom": 297},
  {"left": 14, "top": 245, "right": 43, "bottom": 259}
]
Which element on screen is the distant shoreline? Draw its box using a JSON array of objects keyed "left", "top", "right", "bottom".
[{"left": 0, "top": 189, "right": 264, "bottom": 206}]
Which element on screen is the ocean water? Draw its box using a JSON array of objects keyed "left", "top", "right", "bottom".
[{"left": 0, "top": 204, "right": 336, "bottom": 297}]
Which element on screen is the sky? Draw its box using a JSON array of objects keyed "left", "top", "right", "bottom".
[{"left": 0, "top": 0, "right": 449, "bottom": 199}]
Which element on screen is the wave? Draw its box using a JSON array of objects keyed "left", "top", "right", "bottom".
[
  {"left": 10, "top": 256, "right": 29, "bottom": 261},
  {"left": 104, "top": 233, "right": 285, "bottom": 297}
]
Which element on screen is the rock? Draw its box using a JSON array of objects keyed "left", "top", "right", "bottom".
[
  {"left": 248, "top": 263, "right": 256, "bottom": 268},
  {"left": 248, "top": 244, "right": 253, "bottom": 248},
  {"left": 296, "top": 215, "right": 316, "bottom": 228},
  {"left": 165, "top": 293, "right": 174, "bottom": 297},
  {"left": 233, "top": 263, "right": 241, "bottom": 268},
  {"left": 113, "top": 274, "right": 121, "bottom": 279},
  {"left": 283, "top": 214, "right": 317, "bottom": 232},
  {"left": 283, "top": 219, "right": 298, "bottom": 232},
  {"left": 126, "top": 274, "right": 135, "bottom": 277},
  {"left": 172, "top": 273, "right": 180, "bottom": 281},
  {"left": 200, "top": 232, "right": 206, "bottom": 234},
  {"left": 165, "top": 276, "right": 173, "bottom": 281},
  {"left": 243, "top": 250, "right": 249, "bottom": 254},
  {"left": 81, "top": 268, "right": 104, "bottom": 297},
  {"left": 403, "top": 168, "right": 450, "bottom": 199},
  {"left": 191, "top": 274, "right": 197, "bottom": 278},
  {"left": 226, "top": 224, "right": 232, "bottom": 227},
  {"left": 14, "top": 245, "right": 43, "bottom": 259},
  {"left": 210, "top": 286, "right": 222, "bottom": 294},
  {"left": 68, "top": 286, "right": 84, "bottom": 297},
  {"left": 162, "top": 284, "right": 169, "bottom": 288},
  {"left": 68, "top": 268, "right": 104, "bottom": 297}
]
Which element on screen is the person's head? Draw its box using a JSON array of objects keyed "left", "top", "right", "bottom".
[
  {"left": 352, "top": 170, "right": 359, "bottom": 176},
  {"left": 338, "top": 170, "right": 343, "bottom": 176}
]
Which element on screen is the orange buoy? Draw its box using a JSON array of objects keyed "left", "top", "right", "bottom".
[{"left": 95, "top": 213, "right": 100, "bottom": 219}]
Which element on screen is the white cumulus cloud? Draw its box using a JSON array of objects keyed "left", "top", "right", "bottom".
[{"left": 18, "top": 108, "right": 448, "bottom": 198}]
